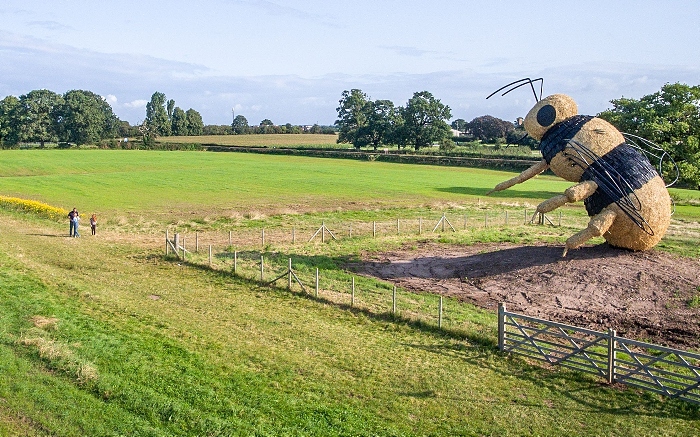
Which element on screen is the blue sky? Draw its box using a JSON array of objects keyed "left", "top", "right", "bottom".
[{"left": 1, "top": 1, "right": 699, "bottom": 126}]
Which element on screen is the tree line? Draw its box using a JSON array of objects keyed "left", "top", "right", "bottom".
[
  {"left": 0, "top": 89, "right": 336, "bottom": 148},
  {"left": 0, "top": 89, "right": 121, "bottom": 147}
]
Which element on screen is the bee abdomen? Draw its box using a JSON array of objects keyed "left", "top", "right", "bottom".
[{"left": 582, "top": 144, "right": 659, "bottom": 216}]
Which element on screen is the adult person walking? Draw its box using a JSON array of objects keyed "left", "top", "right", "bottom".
[{"left": 68, "top": 208, "right": 78, "bottom": 237}]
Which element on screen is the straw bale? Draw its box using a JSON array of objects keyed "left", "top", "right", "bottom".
[
  {"left": 524, "top": 94, "right": 578, "bottom": 140},
  {"left": 601, "top": 176, "right": 671, "bottom": 251}
]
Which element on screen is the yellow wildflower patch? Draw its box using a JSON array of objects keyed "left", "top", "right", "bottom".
[{"left": 0, "top": 195, "right": 68, "bottom": 221}]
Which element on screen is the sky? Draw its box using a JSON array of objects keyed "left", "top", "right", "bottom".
[{"left": 1, "top": 1, "right": 699, "bottom": 127}]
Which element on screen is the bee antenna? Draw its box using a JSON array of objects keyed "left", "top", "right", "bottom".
[{"left": 486, "top": 77, "right": 544, "bottom": 101}]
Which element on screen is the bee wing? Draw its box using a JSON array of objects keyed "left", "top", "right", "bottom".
[
  {"left": 622, "top": 133, "right": 679, "bottom": 187},
  {"left": 564, "top": 140, "right": 655, "bottom": 236}
]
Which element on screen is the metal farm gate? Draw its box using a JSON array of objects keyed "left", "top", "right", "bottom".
[{"left": 498, "top": 303, "right": 700, "bottom": 405}]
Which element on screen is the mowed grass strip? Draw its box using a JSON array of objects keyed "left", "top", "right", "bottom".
[
  {"left": 1, "top": 214, "right": 699, "bottom": 436},
  {"left": 159, "top": 133, "right": 339, "bottom": 147}
]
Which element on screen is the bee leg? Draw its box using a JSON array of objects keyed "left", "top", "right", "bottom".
[
  {"left": 537, "top": 180, "right": 599, "bottom": 214},
  {"left": 562, "top": 208, "right": 617, "bottom": 257},
  {"left": 487, "top": 159, "right": 548, "bottom": 195}
]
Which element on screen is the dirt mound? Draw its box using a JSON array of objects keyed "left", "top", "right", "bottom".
[{"left": 357, "top": 242, "right": 700, "bottom": 349}]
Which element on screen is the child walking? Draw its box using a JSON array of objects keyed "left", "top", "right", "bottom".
[
  {"left": 73, "top": 212, "right": 80, "bottom": 238},
  {"left": 90, "top": 214, "right": 97, "bottom": 236}
]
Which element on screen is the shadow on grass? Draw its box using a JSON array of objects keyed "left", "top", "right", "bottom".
[
  {"left": 163, "top": 248, "right": 700, "bottom": 417},
  {"left": 165, "top": 250, "right": 496, "bottom": 349},
  {"left": 402, "top": 340, "right": 700, "bottom": 419},
  {"left": 436, "top": 186, "right": 564, "bottom": 200}
]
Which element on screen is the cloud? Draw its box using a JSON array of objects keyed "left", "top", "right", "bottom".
[
  {"left": 1, "top": 28, "right": 698, "bottom": 127},
  {"left": 27, "top": 20, "right": 73, "bottom": 31},
  {"left": 124, "top": 99, "right": 148, "bottom": 109}
]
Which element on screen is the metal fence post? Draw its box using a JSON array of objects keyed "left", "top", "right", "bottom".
[
  {"left": 498, "top": 303, "right": 506, "bottom": 352},
  {"left": 607, "top": 328, "right": 617, "bottom": 384}
]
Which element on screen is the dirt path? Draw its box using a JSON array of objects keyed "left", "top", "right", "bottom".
[{"left": 356, "top": 242, "right": 700, "bottom": 349}]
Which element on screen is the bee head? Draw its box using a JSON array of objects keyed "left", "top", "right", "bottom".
[{"left": 523, "top": 94, "right": 578, "bottom": 141}]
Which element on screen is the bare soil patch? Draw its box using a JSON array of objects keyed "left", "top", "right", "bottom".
[{"left": 355, "top": 242, "right": 700, "bottom": 349}]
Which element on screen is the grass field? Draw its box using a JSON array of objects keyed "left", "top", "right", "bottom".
[
  {"left": 1, "top": 149, "right": 700, "bottom": 435},
  {"left": 158, "top": 133, "right": 340, "bottom": 148}
]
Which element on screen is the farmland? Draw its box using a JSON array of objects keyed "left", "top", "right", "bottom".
[{"left": 1, "top": 148, "right": 700, "bottom": 436}]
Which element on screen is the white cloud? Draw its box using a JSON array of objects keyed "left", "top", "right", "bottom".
[{"left": 124, "top": 99, "right": 148, "bottom": 109}]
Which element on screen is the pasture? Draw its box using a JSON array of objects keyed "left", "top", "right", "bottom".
[
  {"left": 1, "top": 149, "right": 699, "bottom": 436},
  {"left": 158, "top": 133, "right": 340, "bottom": 148}
]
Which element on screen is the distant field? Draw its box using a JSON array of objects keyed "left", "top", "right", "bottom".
[
  {"left": 1, "top": 149, "right": 699, "bottom": 227},
  {"left": 159, "top": 133, "right": 341, "bottom": 148}
]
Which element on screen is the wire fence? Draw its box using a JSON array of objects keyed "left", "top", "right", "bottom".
[{"left": 166, "top": 210, "right": 570, "bottom": 252}]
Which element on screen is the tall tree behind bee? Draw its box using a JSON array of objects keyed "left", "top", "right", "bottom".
[{"left": 598, "top": 83, "right": 700, "bottom": 189}]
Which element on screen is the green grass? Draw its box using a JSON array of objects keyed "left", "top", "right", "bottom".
[
  {"left": 1, "top": 149, "right": 700, "bottom": 435},
  {"left": 159, "top": 133, "right": 339, "bottom": 147}
]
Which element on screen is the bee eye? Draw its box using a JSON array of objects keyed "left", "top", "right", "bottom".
[{"left": 536, "top": 104, "right": 556, "bottom": 127}]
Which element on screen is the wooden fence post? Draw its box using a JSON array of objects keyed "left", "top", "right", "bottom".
[
  {"left": 196, "top": 232, "right": 199, "bottom": 253},
  {"left": 373, "top": 221, "right": 376, "bottom": 238},
  {"left": 208, "top": 245, "right": 212, "bottom": 266},
  {"left": 397, "top": 218, "right": 400, "bottom": 234},
  {"left": 392, "top": 285, "right": 397, "bottom": 314},
  {"left": 292, "top": 227, "right": 296, "bottom": 244},
  {"left": 233, "top": 251, "right": 237, "bottom": 274},
  {"left": 262, "top": 229, "right": 265, "bottom": 246},
  {"left": 288, "top": 258, "right": 292, "bottom": 290},
  {"left": 165, "top": 229, "right": 169, "bottom": 255},
  {"left": 229, "top": 230, "right": 232, "bottom": 247},
  {"left": 438, "top": 296, "right": 443, "bottom": 329},
  {"left": 505, "top": 211, "right": 509, "bottom": 226},
  {"left": 419, "top": 217, "right": 422, "bottom": 235},
  {"left": 315, "top": 268, "right": 319, "bottom": 297},
  {"left": 351, "top": 277, "right": 355, "bottom": 307},
  {"left": 484, "top": 211, "right": 487, "bottom": 228}
]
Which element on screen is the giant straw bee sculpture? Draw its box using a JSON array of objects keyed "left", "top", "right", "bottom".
[{"left": 486, "top": 78, "right": 676, "bottom": 256}]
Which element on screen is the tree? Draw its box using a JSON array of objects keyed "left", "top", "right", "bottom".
[
  {"left": 145, "top": 92, "right": 171, "bottom": 137},
  {"left": 232, "top": 114, "right": 249, "bottom": 134},
  {"left": 451, "top": 118, "right": 468, "bottom": 133},
  {"left": 54, "top": 90, "right": 119, "bottom": 145},
  {"left": 598, "top": 82, "right": 700, "bottom": 188},
  {"left": 356, "top": 99, "right": 397, "bottom": 150},
  {"left": 171, "top": 107, "right": 188, "bottom": 136},
  {"left": 186, "top": 109, "right": 204, "bottom": 135},
  {"left": 467, "top": 115, "right": 514, "bottom": 143},
  {"left": 0, "top": 95, "right": 20, "bottom": 147},
  {"left": 13, "top": 89, "right": 64, "bottom": 147},
  {"left": 399, "top": 91, "right": 452, "bottom": 151},
  {"left": 335, "top": 89, "right": 371, "bottom": 147}
]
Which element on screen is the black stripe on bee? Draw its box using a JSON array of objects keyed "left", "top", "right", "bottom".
[
  {"left": 539, "top": 115, "right": 593, "bottom": 163},
  {"left": 582, "top": 144, "right": 659, "bottom": 234}
]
